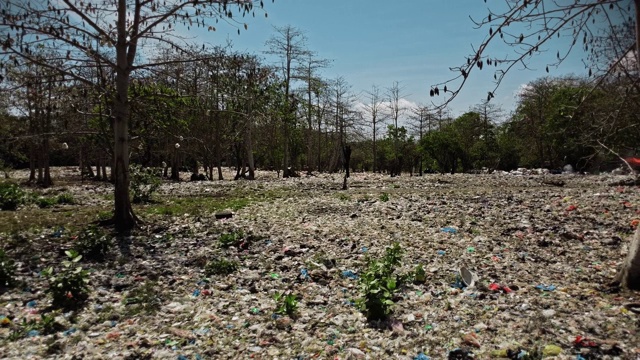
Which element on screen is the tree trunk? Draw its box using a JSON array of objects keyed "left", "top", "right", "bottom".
[
  {"left": 28, "top": 145, "right": 36, "bottom": 183},
  {"left": 615, "top": 227, "right": 640, "bottom": 290},
  {"left": 112, "top": 69, "right": 135, "bottom": 231},
  {"left": 112, "top": 108, "right": 136, "bottom": 232},
  {"left": 42, "top": 134, "right": 52, "bottom": 187},
  {"left": 245, "top": 117, "right": 255, "bottom": 180},
  {"left": 615, "top": 0, "right": 640, "bottom": 290},
  {"left": 342, "top": 145, "right": 351, "bottom": 190}
]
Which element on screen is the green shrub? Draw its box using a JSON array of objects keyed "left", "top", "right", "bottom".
[
  {"left": 218, "top": 230, "right": 244, "bottom": 248},
  {"left": 56, "top": 193, "right": 75, "bottom": 205},
  {"left": 0, "top": 182, "right": 25, "bottom": 210},
  {"left": 75, "top": 225, "right": 111, "bottom": 260},
  {"left": 356, "top": 242, "right": 404, "bottom": 321},
  {"left": 96, "top": 211, "right": 112, "bottom": 222},
  {"left": 0, "top": 249, "right": 16, "bottom": 287},
  {"left": 379, "top": 192, "right": 390, "bottom": 202},
  {"left": 130, "top": 164, "right": 161, "bottom": 203},
  {"left": 273, "top": 292, "right": 298, "bottom": 316},
  {"left": 205, "top": 258, "right": 239, "bottom": 276},
  {"left": 36, "top": 197, "right": 57, "bottom": 208},
  {"left": 6, "top": 311, "right": 64, "bottom": 340},
  {"left": 42, "top": 250, "right": 90, "bottom": 309},
  {"left": 413, "top": 264, "right": 426, "bottom": 284}
]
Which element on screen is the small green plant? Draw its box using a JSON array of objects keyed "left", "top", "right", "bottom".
[
  {"left": 36, "top": 196, "right": 57, "bottom": 208},
  {"left": 5, "top": 311, "right": 63, "bottom": 340},
  {"left": 0, "top": 249, "right": 16, "bottom": 287},
  {"left": 205, "top": 258, "right": 239, "bottom": 276},
  {"left": 75, "top": 225, "right": 111, "bottom": 260},
  {"left": 218, "top": 230, "right": 244, "bottom": 248},
  {"left": 42, "top": 250, "right": 90, "bottom": 309},
  {"left": 336, "top": 193, "right": 351, "bottom": 201},
  {"left": 130, "top": 164, "right": 161, "bottom": 203},
  {"left": 38, "top": 311, "right": 63, "bottom": 334},
  {"left": 273, "top": 292, "right": 298, "bottom": 316},
  {"left": 96, "top": 210, "right": 112, "bottom": 222},
  {"left": 356, "top": 242, "right": 404, "bottom": 321},
  {"left": 56, "top": 193, "right": 75, "bottom": 205},
  {"left": 0, "top": 182, "right": 26, "bottom": 210},
  {"left": 379, "top": 192, "right": 390, "bottom": 202},
  {"left": 123, "top": 281, "right": 162, "bottom": 315},
  {"left": 413, "top": 264, "right": 426, "bottom": 283}
]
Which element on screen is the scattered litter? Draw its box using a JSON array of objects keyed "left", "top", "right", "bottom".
[
  {"left": 535, "top": 284, "right": 557, "bottom": 292},
  {"left": 0, "top": 171, "right": 638, "bottom": 359},
  {"left": 341, "top": 270, "right": 358, "bottom": 279}
]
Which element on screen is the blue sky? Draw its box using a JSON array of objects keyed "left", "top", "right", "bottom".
[{"left": 193, "top": 0, "right": 591, "bottom": 117}]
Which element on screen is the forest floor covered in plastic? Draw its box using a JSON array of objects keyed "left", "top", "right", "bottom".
[{"left": 1, "top": 169, "right": 639, "bottom": 359}]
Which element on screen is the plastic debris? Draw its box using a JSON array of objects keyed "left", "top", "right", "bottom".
[
  {"left": 542, "top": 344, "right": 562, "bottom": 356},
  {"left": 441, "top": 227, "right": 457, "bottom": 234},
  {"left": 448, "top": 348, "right": 473, "bottom": 359},
  {"left": 300, "top": 268, "right": 309, "bottom": 280},
  {"left": 535, "top": 284, "right": 556, "bottom": 291},
  {"left": 0, "top": 171, "right": 638, "bottom": 359},
  {"left": 341, "top": 270, "right": 358, "bottom": 279},
  {"left": 63, "top": 328, "right": 77, "bottom": 336}
]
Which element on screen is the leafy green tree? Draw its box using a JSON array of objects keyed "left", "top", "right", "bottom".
[{"left": 1, "top": 0, "right": 270, "bottom": 231}]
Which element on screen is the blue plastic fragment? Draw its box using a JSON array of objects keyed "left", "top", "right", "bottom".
[
  {"left": 361, "top": 247, "right": 368, "bottom": 253},
  {"left": 441, "top": 227, "right": 457, "bottom": 234},
  {"left": 535, "top": 284, "right": 557, "bottom": 291},
  {"left": 451, "top": 276, "right": 466, "bottom": 289},
  {"left": 341, "top": 270, "right": 358, "bottom": 279},
  {"left": 52, "top": 227, "right": 64, "bottom": 238},
  {"left": 176, "top": 356, "right": 188, "bottom": 360},
  {"left": 300, "top": 268, "right": 309, "bottom": 280},
  {"left": 63, "top": 328, "right": 77, "bottom": 336},
  {"left": 414, "top": 352, "right": 431, "bottom": 360},
  {"left": 27, "top": 329, "right": 40, "bottom": 337},
  {"left": 192, "top": 289, "right": 201, "bottom": 297},
  {"left": 437, "top": 250, "right": 446, "bottom": 256},
  {"left": 26, "top": 300, "right": 37, "bottom": 308}
]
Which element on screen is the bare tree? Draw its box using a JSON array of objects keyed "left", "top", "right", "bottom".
[
  {"left": 295, "top": 53, "right": 331, "bottom": 174},
  {"left": 0, "top": 0, "right": 269, "bottom": 232},
  {"left": 386, "top": 81, "right": 406, "bottom": 176},
  {"left": 430, "top": 0, "right": 639, "bottom": 106},
  {"left": 265, "top": 25, "right": 311, "bottom": 177},
  {"left": 408, "top": 104, "right": 434, "bottom": 176},
  {"left": 362, "top": 85, "right": 388, "bottom": 173},
  {"left": 328, "top": 76, "right": 358, "bottom": 172}
]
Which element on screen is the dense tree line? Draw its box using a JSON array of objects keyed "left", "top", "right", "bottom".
[{"left": 0, "top": 1, "right": 638, "bottom": 228}]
